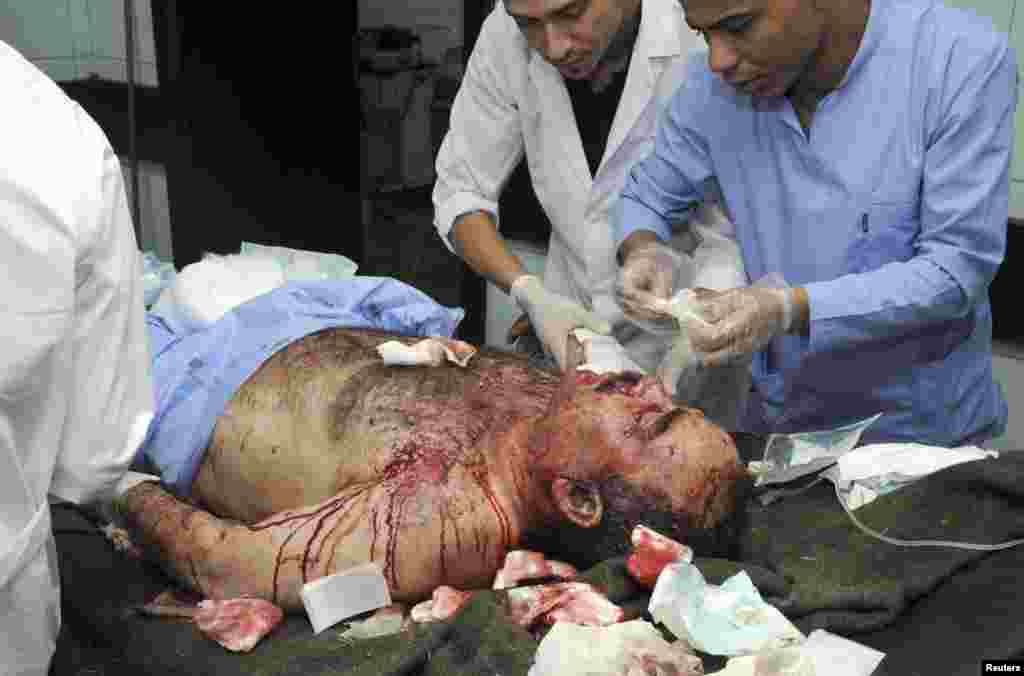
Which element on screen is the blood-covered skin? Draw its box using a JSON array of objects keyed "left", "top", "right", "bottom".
[
  {"left": 122, "top": 329, "right": 746, "bottom": 612},
  {"left": 193, "top": 598, "right": 284, "bottom": 652},
  {"left": 409, "top": 578, "right": 623, "bottom": 629},
  {"left": 409, "top": 586, "right": 477, "bottom": 623},
  {"left": 506, "top": 582, "right": 623, "bottom": 627},
  {"left": 132, "top": 589, "right": 283, "bottom": 652},
  {"left": 492, "top": 550, "right": 577, "bottom": 590}
]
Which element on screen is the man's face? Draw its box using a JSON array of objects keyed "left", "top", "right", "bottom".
[
  {"left": 527, "top": 372, "right": 749, "bottom": 567},
  {"left": 505, "top": 0, "right": 635, "bottom": 79},
  {"left": 683, "top": 0, "right": 826, "bottom": 97}
]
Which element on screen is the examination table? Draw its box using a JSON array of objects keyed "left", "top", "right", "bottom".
[{"left": 49, "top": 434, "right": 1024, "bottom": 676}]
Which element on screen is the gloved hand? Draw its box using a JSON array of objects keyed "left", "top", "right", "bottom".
[
  {"left": 615, "top": 243, "right": 684, "bottom": 324},
  {"left": 510, "top": 275, "right": 612, "bottom": 371},
  {"left": 653, "top": 288, "right": 718, "bottom": 396},
  {"left": 688, "top": 286, "right": 794, "bottom": 367}
]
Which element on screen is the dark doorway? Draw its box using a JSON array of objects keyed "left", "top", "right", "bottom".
[{"left": 151, "top": 3, "right": 362, "bottom": 267}]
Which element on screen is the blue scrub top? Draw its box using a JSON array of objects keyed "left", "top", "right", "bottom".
[{"left": 614, "top": 0, "right": 1017, "bottom": 445}]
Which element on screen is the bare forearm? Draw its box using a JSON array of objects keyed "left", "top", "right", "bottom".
[
  {"left": 450, "top": 210, "right": 528, "bottom": 293},
  {"left": 119, "top": 481, "right": 374, "bottom": 609},
  {"left": 118, "top": 479, "right": 506, "bottom": 609},
  {"left": 118, "top": 482, "right": 270, "bottom": 601}
]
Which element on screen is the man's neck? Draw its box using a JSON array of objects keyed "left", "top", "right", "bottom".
[
  {"left": 481, "top": 417, "right": 561, "bottom": 532},
  {"left": 788, "top": 0, "right": 871, "bottom": 108}
]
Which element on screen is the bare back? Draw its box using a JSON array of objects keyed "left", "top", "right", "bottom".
[
  {"left": 193, "top": 329, "right": 558, "bottom": 523},
  {"left": 122, "top": 328, "right": 745, "bottom": 607}
]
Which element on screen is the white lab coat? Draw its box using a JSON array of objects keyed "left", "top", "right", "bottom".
[
  {"left": 433, "top": 0, "right": 746, "bottom": 347},
  {"left": 0, "top": 42, "right": 154, "bottom": 675}
]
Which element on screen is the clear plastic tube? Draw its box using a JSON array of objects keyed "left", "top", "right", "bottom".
[{"left": 833, "top": 480, "right": 1024, "bottom": 551}]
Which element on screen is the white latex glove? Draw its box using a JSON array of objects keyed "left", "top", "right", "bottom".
[
  {"left": 615, "top": 243, "right": 685, "bottom": 325},
  {"left": 688, "top": 286, "right": 794, "bottom": 367},
  {"left": 510, "top": 275, "right": 612, "bottom": 371}
]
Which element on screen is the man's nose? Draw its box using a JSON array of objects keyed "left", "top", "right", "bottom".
[
  {"left": 706, "top": 33, "right": 741, "bottom": 77},
  {"left": 542, "top": 22, "right": 574, "bottom": 63}
]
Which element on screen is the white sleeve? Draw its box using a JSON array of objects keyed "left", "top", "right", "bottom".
[
  {"left": 432, "top": 9, "right": 526, "bottom": 252},
  {"left": 49, "top": 107, "right": 155, "bottom": 506}
]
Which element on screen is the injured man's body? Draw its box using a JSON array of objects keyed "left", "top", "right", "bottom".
[{"left": 119, "top": 327, "right": 751, "bottom": 611}]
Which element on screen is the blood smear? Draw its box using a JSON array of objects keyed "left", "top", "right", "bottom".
[
  {"left": 626, "top": 525, "right": 693, "bottom": 589},
  {"left": 193, "top": 597, "right": 284, "bottom": 652}
]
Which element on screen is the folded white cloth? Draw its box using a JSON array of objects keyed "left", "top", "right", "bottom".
[
  {"left": 528, "top": 620, "right": 702, "bottom": 676},
  {"left": 377, "top": 338, "right": 477, "bottom": 368},
  {"left": 572, "top": 329, "right": 644, "bottom": 374},
  {"left": 824, "top": 442, "right": 998, "bottom": 509}
]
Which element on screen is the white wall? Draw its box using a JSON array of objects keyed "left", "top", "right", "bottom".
[
  {"left": 0, "top": 0, "right": 157, "bottom": 85},
  {"left": 359, "top": 0, "right": 463, "bottom": 62}
]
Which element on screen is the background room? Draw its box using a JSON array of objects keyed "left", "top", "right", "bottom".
[{"left": 2, "top": 0, "right": 1023, "bottom": 447}]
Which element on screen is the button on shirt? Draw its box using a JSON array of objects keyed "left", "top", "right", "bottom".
[{"left": 613, "top": 0, "right": 1017, "bottom": 446}]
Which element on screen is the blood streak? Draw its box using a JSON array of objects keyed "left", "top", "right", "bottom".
[
  {"left": 474, "top": 523, "right": 486, "bottom": 556},
  {"left": 364, "top": 384, "right": 524, "bottom": 591},
  {"left": 470, "top": 465, "right": 512, "bottom": 556},
  {"left": 250, "top": 486, "right": 369, "bottom": 604},
  {"left": 370, "top": 442, "right": 513, "bottom": 590},
  {"left": 254, "top": 362, "right": 556, "bottom": 600},
  {"left": 373, "top": 439, "right": 459, "bottom": 590},
  {"left": 439, "top": 506, "right": 448, "bottom": 581}
]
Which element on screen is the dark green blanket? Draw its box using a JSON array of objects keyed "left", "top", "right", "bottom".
[{"left": 51, "top": 451, "right": 1024, "bottom": 676}]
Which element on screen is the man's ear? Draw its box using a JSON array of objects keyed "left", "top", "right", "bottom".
[{"left": 551, "top": 477, "right": 603, "bottom": 528}]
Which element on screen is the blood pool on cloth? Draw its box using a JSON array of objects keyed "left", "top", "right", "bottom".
[
  {"left": 410, "top": 550, "right": 621, "bottom": 628},
  {"left": 193, "top": 598, "right": 284, "bottom": 652},
  {"left": 135, "top": 592, "right": 284, "bottom": 652},
  {"left": 509, "top": 582, "right": 623, "bottom": 627},
  {"left": 492, "top": 550, "right": 578, "bottom": 590}
]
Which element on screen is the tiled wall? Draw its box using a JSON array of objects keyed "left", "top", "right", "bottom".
[
  {"left": 0, "top": 2, "right": 169, "bottom": 258},
  {"left": 0, "top": 0, "right": 158, "bottom": 86}
]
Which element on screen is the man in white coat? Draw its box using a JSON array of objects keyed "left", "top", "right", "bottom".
[
  {"left": 0, "top": 42, "right": 154, "bottom": 675},
  {"left": 433, "top": 0, "right": 745, "bottom": 374}
]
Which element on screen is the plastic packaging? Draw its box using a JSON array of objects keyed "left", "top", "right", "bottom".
[
  {"left": 239, "top": 241, "right": 358, "bottom": 282},
  {"left": 649, "top": 561, "right": 804, "bottom": 657},
  {"left": 151, "top": 253, "right": 286, "bottom": 330},
  {"left": 614, "top": 242, "right": 696, "bottom": 336}
]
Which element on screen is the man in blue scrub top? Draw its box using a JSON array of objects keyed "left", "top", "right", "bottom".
[{"left": 613, "top": 0, "right": 1018, "bottom": 447}]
